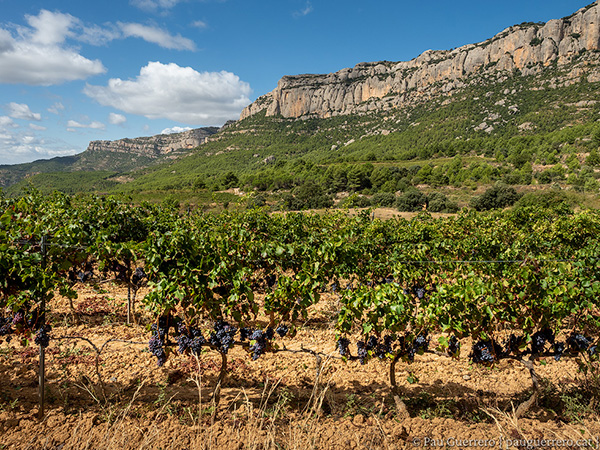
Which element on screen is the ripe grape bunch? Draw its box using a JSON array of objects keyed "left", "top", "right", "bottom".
[
  {"left": 448, "top": 336, "right": 460, "bottom": 358},
  {"left": 336, "top": 337, "right": 351, "bottom": 357},
  {"left": 407, "top": 333, "right": 430, "bottom": 362},
  {"left": 34, "top": 324, "right": 52, "bottom": 348},
  {"left": 530, "top": 329, "right": 555, "bottom": 355},
  {"left": 148, "top": 316, "right": 170, "bottom": 366},
  {"left": 471, "top": 340, "right": 500, "bottom": 365},
  {"left": 209, "top": 321, "right": 237, "bottom": 354},
  {"left": 0, "top": 315, "right": 13, "bottom": 342},
  {"left": 131, "top": 267, "right": 146, "bottom": 286}
]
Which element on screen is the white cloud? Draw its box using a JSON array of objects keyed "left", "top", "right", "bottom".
[
  {"left": 67, "top": 119, "right": 106, "bottom": 130},
  {"left": 0, "top": 129, "right": 77, "bottom": 165},
  {"left": 294, "top": 2, "right": 313, "bottom": 17},
  {"left": 118, "top": 22, "right": 196, "bottom": 51},
  {"left": 130, "top": 0, "right": 185, "bottom": 12},
  {"left": 162, "top": 126, "right": 192, "bottom": 134},
  {"left": 7, "top": 103, "right": 42, "bottom": 121},
  {"left": 84, "top": 61, "right": 252, "bottom": 125},
  {"left": 29, "top": 123, "right": 47, "bottom": 131},
  {"left": 108, "top": 113, "right": 127, "bottom": 125},
  {"left": 191, "top": 20, "right": 208, "bottom": 29},
  {"left": 26, "top": 9, "right": 75, "bottom": 45},
  {"left": 0, "top": 10, "right": 105, "bottom": 85},
  {"left": 0, "top": 116, "right": 18, "bottom": 129},
  {"left": 48, "top": 102, "right": 65, "bottom": 115},
  {"left": 294, "top": 1, "right": 313, "bottom": 17}
]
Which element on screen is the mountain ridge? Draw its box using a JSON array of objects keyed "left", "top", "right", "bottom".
[
  {"left": 0, "top": 126, "right": 220, "bottom": 188},
  {"left": 240, "top": 2, "right": 600, "bottom": 121}
]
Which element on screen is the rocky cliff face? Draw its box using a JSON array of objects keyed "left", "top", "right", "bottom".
[
  {"left": 241, "top": 2, "right": 600, "bottom": 120},
  {"left": 85, "top": 127, "right": 219, "bottom": 158}
]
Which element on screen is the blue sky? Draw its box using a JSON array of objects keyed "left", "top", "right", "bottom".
[{"left": 0, "top": 0, "right": 593, "bottom": 165}]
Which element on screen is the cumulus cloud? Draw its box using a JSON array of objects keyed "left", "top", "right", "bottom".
[
  {"left": 29, "top": 123, "right": 47, "bottom": 131},
  {"left": 67, "top": 119, "right": 106, "bottom": 130},
  {"left": 162, "top": 126, "right": 192, "bottom": 134},
  {"left": 83, "top": 61, "right": 252, "bottom": 125},
  {"left": 108, "top": 113, "right": 127, "bottom": 125},
  {"left": 119, "top": 22, "right": 196, "bottom": 51},
  {"left": 7, "top": 103, "right": 42, "bottom": 121},
  {"left": 0, "top": 10, "right": 198, "bottom": 85},
  {"left": 0, "top": 10, "right": 105, "bottom": 85}
]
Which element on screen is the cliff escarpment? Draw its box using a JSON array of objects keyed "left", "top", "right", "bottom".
[
  {"left": 241, "top": 2, "right": 600, "bottom": 120},
  {"left": 84, "top": 127, "right": 219, "bottom": 159}
]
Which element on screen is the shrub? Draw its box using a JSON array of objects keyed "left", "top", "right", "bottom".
[
  {"left": 396, "top": 189, "right": 428, "bottom": 212},
  {"left": 470, "top": 184, "right": 521, "bottom": 211},
  {"left": 371, "top": 192, "right": 396, "bottom": 207},
  {"left": 428, "top": 193, "right": 459, "bottom": 213}
]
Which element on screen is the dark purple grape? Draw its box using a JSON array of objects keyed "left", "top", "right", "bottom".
[
  {"left": 264, "top": 327, "right": 274, "bottom": 340},
  {"left": 148, "top": 335, "right": 166, "bottom": 366},
  {"left": 239, "top": 327, "right": 252, "bottom": 341},
  {"left": 356, "top": 341, "right": 368, "bottom": 365},
  {"left": 553, "top": 342, "right": 565, "bottom": 361},
  {"left": 34, "top": 325, "right": 51, "bottom": 348},
  {"left": 471, "top": 340, "right": 499, "bottom": 365},
  {"left": 531, "top": 329, "right": 554, "bottom": 354},
  {"left": 366, "top": 336, "right": 378, "bottom": 351},
  {"left": 448, "top": 336, "right": 460, "bottom": 358},
  {"left": 336, "top": 337, "right": 350, "bottom": 357},
  {"left": 276, "top": 325, "right": 288, "bottom": 338},
  {"left": 567, "top": 333, "right": 591, "bottom": 353}
]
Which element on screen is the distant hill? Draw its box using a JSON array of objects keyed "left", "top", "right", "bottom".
[{"left": 0, "top": 126, "right": 219, "bottom": 188}]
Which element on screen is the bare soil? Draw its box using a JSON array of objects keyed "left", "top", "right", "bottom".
[{"left": 1, "top": 283, "right": 599, "bottom": 449}]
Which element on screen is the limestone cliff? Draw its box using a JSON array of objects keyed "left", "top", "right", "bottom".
[
  {"left": 241, "top": 2, "right": 600, "bottom": 120},
  {"left": 84, "top": 127, "right": 219, "bottom": 159}
]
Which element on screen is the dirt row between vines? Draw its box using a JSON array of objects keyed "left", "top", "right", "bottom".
[{"left": 1, "top": 283, "right": 599, "bottom": 449}]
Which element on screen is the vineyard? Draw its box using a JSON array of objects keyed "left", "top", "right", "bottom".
[{"left": 2, "top": 190, "right": 600, "bottom": 448}]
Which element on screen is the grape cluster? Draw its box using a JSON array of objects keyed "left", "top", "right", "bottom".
[
  {"left": 276, "top": 325, "right": 289, "bottom": 338},
  {"left": 567, "top": 333, "right": 592, "bottom": 353},
  {"left": 356, "top": 340, "right": 368, "bottom": 364},
  {"left": 148, "top": 315, "right": 170, "bottom": 366},
  {"left": 249, "top": 329, "right": 268, "bottom": 360},
  {"left": 412, "top": 286, "right": 426, "bottom": 300},
  {"left": 34, "top": 324, "right": 52, "bottom": 348},
  {"left": 448, "top": 336, "right": 460, "bottom": 358},
  {"left": 209, "top": 321, "right": 237, "bottom": 354},
  {"left": 109, "top": 260, "right": 129, "bottom": 281},
  {"left": 239, "top": 327, "right": 252, "bottom": 341},
  {"left": 12, "top": 310, "right": 25, "bottom": 327},
  {"left": 375, "top": 335, "right": 394, "bottom": 359},
  {"left": 553, "top": 342, "right": 566, "bottom": 361},
  {"left": 149, "top": 335, "right": 166, "bottom": 366},
  {"left": 407, "top": 333, "right": 429, "bottom": 361},
  {"left": 530, "top": 329, "right": 555, "bottom": 354},
  {"left": 336, "top": 337, "right": 350, "bottom": 357},
  {"left": 0, "top": 316, "right": 13, "bottom": 342},
  {"left": 131, "top": 267, "right": 146, "bottom": 286},
  {"left": 471, "top": 340, "right": 500, "bottom": 365}
]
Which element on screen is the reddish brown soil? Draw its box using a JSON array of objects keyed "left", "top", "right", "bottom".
[{"left": 1, "top": 283, "right": 599, "bottom": 449}]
